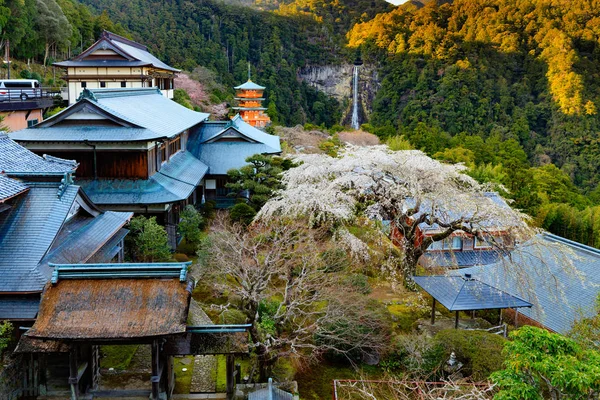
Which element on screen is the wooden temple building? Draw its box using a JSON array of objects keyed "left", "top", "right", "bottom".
[
  {"left": 54, "top": 31, "right": 179, "bottom": 104},
  {"left": 232, "top": 75, "right": 271, "bottom": 128},
  {"left": 10, "top": 88, "right": 281, "bottom": 246},
  {"left": 15, "top": 263, "right": 249, "bottom": 399},
  {"left": 0, "top": 133, "right": 131, "bottom": 324}
]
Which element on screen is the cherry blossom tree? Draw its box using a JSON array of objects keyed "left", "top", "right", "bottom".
[{"left": 257, "top": 145, "right": 534, "bottom": 281}]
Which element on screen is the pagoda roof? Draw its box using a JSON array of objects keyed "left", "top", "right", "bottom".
[
  {"left": 234, "top": 80, "right": 266, "bottom": 90},
  {"left": 232, "top": 107, "right": 268, "bottom": 111},
  {"left": 54, "top": 31, "right": 179, "bottom": 73}
]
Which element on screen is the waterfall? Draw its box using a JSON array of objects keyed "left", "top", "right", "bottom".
[{"left": 351, "top": 65, "right": 360, "bottom": 130}]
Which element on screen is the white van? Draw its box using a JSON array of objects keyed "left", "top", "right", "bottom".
[{"left": 0, "top": 79, "right": 41, "bottom": 101}]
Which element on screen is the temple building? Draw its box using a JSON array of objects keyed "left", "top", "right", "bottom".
[
  {"left": 232, "top": 74, "right": 271, "bottom": 128},
  {"left": 10, "top": 87, "right": 281, "bottom": 246},
  {"left": 54, "top": 31, "right": 179, "bottom": 104},
  {"left": 0, "top": 133, "right": 132, "bottom": 323}
]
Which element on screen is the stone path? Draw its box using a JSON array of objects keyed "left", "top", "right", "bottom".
[{"left": 190, "top": 355, "right": 217, "bottom": 393}]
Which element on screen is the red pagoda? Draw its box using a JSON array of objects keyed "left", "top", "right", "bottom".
[{"left": 233, "top": 67, "right": 270, "bottom": 128}]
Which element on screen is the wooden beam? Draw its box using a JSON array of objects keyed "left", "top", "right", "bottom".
[
  {"left": 226, "top": 355, "right": 235, "bottom": 399},
  {"left": 151, "top": 341, "right": 160, "bottom": 400},
  {"left": 69, "top": 348, "right": 79, "bottom": 400}
]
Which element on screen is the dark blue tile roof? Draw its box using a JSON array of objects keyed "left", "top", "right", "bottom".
[
  {"left": 10, "top": 126, "right": 160, "bottom": 142},
  {"left": 422, "top": 250, "right": 503, "bottom": 267},
  {"left": 413, "top": 275, "right": 532, "bottom": 311},
  {"left": 0, "top": 296, "right": 40, "bottom": 320},
  {"left": 0, "top": 175, "right": 28, "bottom": 202},
  {"left": 460, "top": 232, "right": 600, "bottom": 334},
  {"left": 0, "top": 133, "right": 76, "bottom": 173}
]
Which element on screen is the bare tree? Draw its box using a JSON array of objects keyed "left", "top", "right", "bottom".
[
  {"left": 195, "top": 215, "right": 390, "bottom": 380},
  {"left": 257, "top": 145, "right": 534, "bottom": 281}
]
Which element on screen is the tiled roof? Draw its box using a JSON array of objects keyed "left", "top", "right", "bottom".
[
  {"left": 0, "top": 175, "right": 28, "bottom": 203},
  {"left": 413, "top": 275, "right": 532, "bottom": 311},
  {"left": 0, "top": 184, "right": 79, "bottom": 292},
  {"left": 88, "top": 228, "right": 129, "bottom": 263},
  {"left": 79, "top": 151, "right": 208, "bottom": 205},
  {"left": 234, "top": 80, "right": 266, "bottom": 90},
  {"left": 10, "top": 126, "right": 160, "bottom": 142},
  {"left": 0, "top": 296, "right": 40, "bottom": 320},
  {"left": 54, "top": 30, "right": 179, "bottom": 72},
  {"left": 422, "top": 250, "right": 503, "bottom": 267},
  {"left": 201, "top": 115, "right": 281, "bottom": 151},
  {"left": 0, "top": 133, "right": 77, "bottom": 173},
  {"left": 459, "top": 232, "right": 600, "bottom": 334},
  {"left": 191, "top": 142, "right": 281, "bottom": 175}
]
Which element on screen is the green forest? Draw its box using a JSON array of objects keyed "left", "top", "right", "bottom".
[{"left": 5, "top": 0, "right": 600, "bottom": 245}]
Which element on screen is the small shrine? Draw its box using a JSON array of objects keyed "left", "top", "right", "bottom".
[{"left": 232, "top": 65, "right": 271, "bottom": 128}]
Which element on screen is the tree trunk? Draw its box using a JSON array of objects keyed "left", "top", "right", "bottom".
[{"left": 43, "top": 42, "right": 50, "bottom": 72}]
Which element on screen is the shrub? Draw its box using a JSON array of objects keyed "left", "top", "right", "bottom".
[
  {"left": 127, "top": 216, "right": 171, "bottom": 262},
  {"left": 387, "top": 135, "right": 412, "bottom": 151},
  {"left": 344, "top": 273, "right": 371, "bottom": 294},
  {"left": 178, "top": 205, "right": 204, "bottom": 248},
  {"left": 229, "top": 203, "right": 256, "bottom": 225},
  {"left": 434, "top": 329, "right": 506, "bottom": 380},
  {"left": 173, "top": 253, "right": 190, "bottom": 262},
  {"left": 384, "top": 334, "right": 444, "bottom": 378},
  {"left": 0, "top": 321, "right": 13, "bottom": 355},
  {"left": 19, "top": 70, "right": 31, "bottom": 79},
  {"left": 320, "top": 248, "right": 350, "bottom": 272},
  {"left": 30, "top": 72, "right": 42, "bottom": 83}
]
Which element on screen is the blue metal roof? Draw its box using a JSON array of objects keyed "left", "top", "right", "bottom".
[
  {"left": 10, "top": 126, "right": 161, "bottom": 142},
  {"left": 80, "top": 151, "right": 208, "bottom": 205},
  {"left": 0, "top": 133, "right": 77, "bottom": 173},
  {"left": 422, "top": 250, "right": 503, "bottom": 267},
  {"left": 248, "top": 378, "right": 293, "bottom": 400},
  {"left": 192, "top": 142, "right": 281, "bottom": 175},
  {"left": 234, "top": 80, "right": 266, "bottom": 90},
  {"left": 201, "top": 115, "right": 281, "bottom": 151},
  {"left": 413, "top": 275, "right": 532, "bottom": 311},
  {"left": 460, "top": 232, "right": 600, "bottom": 334},
  {"left": 0, "top": 175, "right": 28, "bottom": 202}
]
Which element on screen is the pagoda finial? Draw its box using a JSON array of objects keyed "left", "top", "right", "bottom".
[{"left": 248, "top": 62, "right": 251, "bottom": 82}]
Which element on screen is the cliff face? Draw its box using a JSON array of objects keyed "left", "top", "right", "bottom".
[{"left": 298, "top": 64, "right": 380, "bottom": 127}]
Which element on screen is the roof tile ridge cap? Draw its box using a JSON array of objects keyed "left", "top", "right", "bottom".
[
  {"left": 104, "top": 30, "right": 148, "bottom": 51},
  {"left": 542, "top": 231, "right": 600, "bottom": 256}
]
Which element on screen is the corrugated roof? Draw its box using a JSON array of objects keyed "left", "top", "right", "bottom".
[
  {"left": 87, "top": 88, "right": 209, "bottom": 138},
  {"left": 413, "top": 275, "right": 532, "bottom": 311},
  {"left": 10, "top": 126, "right": 161, "bottom": 142},
  {"left": 460, "top": 232, "right": 600, "bottom": 334},
  {"left": 0, "top": 133, "right": 77, "bottom": 173},
  {"left": 79, "top": 151, "right": 208, "bottom": 205},
  {"left": 27, "top": 278, "right": 190, "bottom": 339},
  {"left": 234, "top": 80, "right": 266, "bottom": 90},
  {"left": 0, "top": 175, "right": 28, "bottom": 203},
  {"left": 422, "top": 250, "right": 503, "bottom": 267}
]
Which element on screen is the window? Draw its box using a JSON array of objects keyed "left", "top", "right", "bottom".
[
  {"left": 452, "top": 236, "right": 463, "bottom": 250},
  {"left": 427, "top": 236, "right": 463, "bottom": 251},
  {"left": 100, "top": 81, "right": 106, "bottom": 88},
  {"left": 169, "top": 137, "right": 181, "bottom": 156},
  {"left": 121, "top": 81, "right": 126, "bottom": 88},
  {"left": 81, "top": 82, "right": 87, "bottom": 88},
  {"left": 27, "top": 119, "right": 39, "bottom": 128}
]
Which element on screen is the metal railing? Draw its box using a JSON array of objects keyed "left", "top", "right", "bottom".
[{"left": 0, "top": 87, "right": 62, "bottom": 102}]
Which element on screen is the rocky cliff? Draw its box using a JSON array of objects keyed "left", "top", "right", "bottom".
[{"left": 298, "top": 64, "right": 379, "bottom": 127}]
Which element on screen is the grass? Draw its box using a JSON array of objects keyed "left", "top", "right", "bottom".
[
  {"left": 295, "top": 361, "right": 357, "bottom": 400},
  {"left": 173, "top": 356, "right": 194, "bottom": 394},
  {"left": 100, "top": 345, "right": 139, "bottom": 370}
]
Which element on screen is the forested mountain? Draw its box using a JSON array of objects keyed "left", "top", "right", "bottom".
[
  {"left": 77, "top": 0, "right": 346, "bottom": 126},
  {"left": 347, "top": 0, "right": 600, "bottom": 245}
]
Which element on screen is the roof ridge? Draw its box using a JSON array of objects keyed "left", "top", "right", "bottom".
[
  {"left": 103, "top": 30, "right": 148, "bottom": 51},
  {"left": 449, "top": 276, "right": 466, "bottom": 310},
  {"left": 542, "top": 231, "right": 600, "bottom": 257}
]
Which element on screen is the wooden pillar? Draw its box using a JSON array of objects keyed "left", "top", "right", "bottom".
[
  {"left": 151, "top": 341, "right": 160, "bottom": 400},
  {"left": 454, "top": 311, "right": 459, "bottom": 329},
  {"left": 430, "top": 299, "right": 436, "bottom": 325},
  {"left": 69, "top": 347, "right": 79, "bottom": 400},
  {"left": 226, "top": 355, "right": 235, "bottom": 400}
]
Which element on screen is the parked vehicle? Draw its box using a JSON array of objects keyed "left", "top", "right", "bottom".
[{"left": 0, "top": 79, "right": 42, "bottom": 101}]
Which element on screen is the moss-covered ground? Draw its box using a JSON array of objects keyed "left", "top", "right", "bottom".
[{"left": 100, "top": 345, "right": 139, "bottom": 370}]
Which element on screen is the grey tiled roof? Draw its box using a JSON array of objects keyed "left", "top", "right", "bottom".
[
  {"left": 88, "top": 228, "right": 128, "bottom": 263},
  {"left": 192, "top": 142, "right": 281, "bottom": 175},
  {"left": 54, "top": 60, "right": 150, "bottom": 68},
  {"left": 0, "top": 184, "right": 79, "bottom": 292},
  {"left": 79, "top": 151, "right": 208, "bottom": 205},
  {"left": 201, "top": 115, "right": 281, "bottom": 151},
  {"left": 460, "top": 232, "right": 600, "bottom": 334},
  {"left": 10, "top": 126, "right": 161, "bottom": 142},
  {"left": 0, "top": 133, "right": 77, "bottom": 173},
  {"left": 422, "top": 250, "right": 503, "bottom": 267},
  {"left": 0, "top": 296, "right": 40, "bottom": 320},
  {"left": 413, "top": 275, "right": 532, "bottom": 311},
  {"left": 0, "top": 175, "right": 28, "bottom": 202}
]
